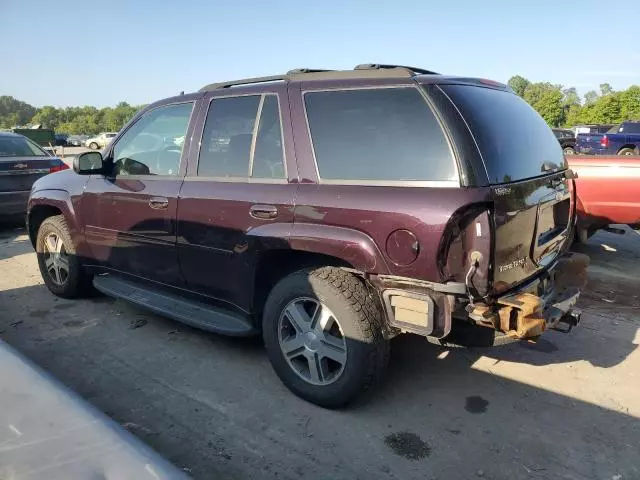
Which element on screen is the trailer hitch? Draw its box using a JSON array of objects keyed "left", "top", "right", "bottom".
[{"left": 552, "top": 309, "right": 581, "bottom": 333}]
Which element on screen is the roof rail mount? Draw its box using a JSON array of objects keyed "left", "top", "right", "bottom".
[
  {"left": 286, "top": 68, "right": 333, "bottom": 75},
  {"left": 354, "top": 64, "right": 439, "bottom": 75},
  {"left": 199, "top": 75, "right": 286, "bottom": 92}
]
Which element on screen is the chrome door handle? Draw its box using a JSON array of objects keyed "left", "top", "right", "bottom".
[
  {"left": 250, "top": 204, "right": 278, "bottom": 220},
  {"left": 149, "top": 197, "right": 169, "bottom": 210}
]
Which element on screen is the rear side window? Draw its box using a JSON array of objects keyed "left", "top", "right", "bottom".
[
  {"left": 624, "top": 123, "right": 640, "bottom": 134},
  {"left": 441, "top": 85, "right": 566, "bottom": 184},
  {"left": 198, "top": 94, "right": 285, "bottom": 179},
  {"left": 304, "top": 88, "right": 456, "bottom": 182}
]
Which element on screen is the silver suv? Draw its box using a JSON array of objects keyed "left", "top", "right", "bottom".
[{"left": 85, "top": 132, "right": 118, "bottom": 150}]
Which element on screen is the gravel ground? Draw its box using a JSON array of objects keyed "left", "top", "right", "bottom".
[{"left": 0, "top": 222, "right": 638, "bottom": 480}]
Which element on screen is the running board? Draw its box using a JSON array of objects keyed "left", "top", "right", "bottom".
[{"left": 93, "top": 274, "right": 257, "bottom": 336}]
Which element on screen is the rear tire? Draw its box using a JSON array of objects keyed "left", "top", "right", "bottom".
[
  {"left": 618, "top": 148, "right": 636, "bottom": 156},
  {"left": 36, "top": 215, "right": 92, "bottom": 298},
  {"left": 563, "top": 146, "right": 576, "bottom": 155},
  {"left": 262, "top": 267, "right": 389, "bottom": 408}
]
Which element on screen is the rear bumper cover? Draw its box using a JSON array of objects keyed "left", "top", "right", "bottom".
[{"left": 0, "top": 190, "right": 30, "bottom": 216}]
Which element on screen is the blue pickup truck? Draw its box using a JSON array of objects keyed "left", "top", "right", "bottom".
[{"left": 575, "top": 121, "right": 640, "bottom": 155}]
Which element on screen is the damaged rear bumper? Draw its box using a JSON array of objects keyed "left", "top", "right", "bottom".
[
  {"left": 371, "top": 252, "right": 589, "bottom": 343},
  {"left": 469, "top": 252, "right": 589, "bottom": 340}
]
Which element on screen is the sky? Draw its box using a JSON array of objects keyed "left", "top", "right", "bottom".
[{"left": 2, "top": 0, "right": 639, "bottom": 108}]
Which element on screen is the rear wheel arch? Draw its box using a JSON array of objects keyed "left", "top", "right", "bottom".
[{"left": 252, "top": 249, "right": 357, "bottom": 316}]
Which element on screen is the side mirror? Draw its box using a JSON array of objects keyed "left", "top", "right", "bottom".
[{"left": 73, "top": 151, "right": 104, "bottom": 175}]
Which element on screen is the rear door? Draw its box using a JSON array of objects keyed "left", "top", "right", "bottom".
[
  {"left": 177, "top": 85, "right": 297, "bottom": 312},
  {"left": 441, "top": 84, "right": 572, "bottom": 295},
  {"left": 81, "top": 101, "right": 196, "bottom": 286}
]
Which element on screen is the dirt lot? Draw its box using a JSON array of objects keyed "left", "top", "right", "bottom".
[{"left": 0, "top": 223, "right": 638, "bottom": 480}]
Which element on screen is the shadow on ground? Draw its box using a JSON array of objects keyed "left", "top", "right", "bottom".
[{"left": 0, "top": 278, "right": 638, "bottom": 480}]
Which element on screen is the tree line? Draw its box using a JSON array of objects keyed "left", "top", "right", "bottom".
[
  {"left": 507, "top": 76, "right": 640, "bottom": 127},
  {"left": 0, "top": 96, "right": 143, "bottom": 135},
  {"left": 2, "top": 78, "right": 640, "bottom": 135}
]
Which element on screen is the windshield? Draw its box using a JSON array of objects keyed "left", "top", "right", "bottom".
[
  {"left": 0, "top": 136, "right": 48, "bottom": 157},
  {"left": 607, "top": 124, "right": 621, "bottom": 134},
  {"left": 441, "top": 85, "right": 566, "bottom": 184}
]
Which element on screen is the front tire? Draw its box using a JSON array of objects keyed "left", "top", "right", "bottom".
[
  {"left": 563, "top": 146, "right": 576, "bottom": 155},
  {"left": 89, "top": 142, "right": 99, "bottom": 150},
  {"left": 262, "top": 267, "right": 389, "bottom": 408},
  {"left": 36, "top": 215, "right": 91, "bottom": 298}
]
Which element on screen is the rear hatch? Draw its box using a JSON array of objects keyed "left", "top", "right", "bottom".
[{"left": 441, "top": 84, "right": 572, "bottom": 295}]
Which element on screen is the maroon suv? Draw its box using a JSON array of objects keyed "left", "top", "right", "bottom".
[{"left": 27, "top": 64, "right": 588, "bottom": 407}]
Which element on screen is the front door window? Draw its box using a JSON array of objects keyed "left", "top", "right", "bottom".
[{"left": 112, "top": 102, "right": 194, "bottom": 176}]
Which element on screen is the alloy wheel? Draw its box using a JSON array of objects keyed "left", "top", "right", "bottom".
[
  {"left": 278, "top": 297, "right": 347, "bottom": 386},
  {"left": 43, "top": 233, "right": 70, "bottom": 286}
]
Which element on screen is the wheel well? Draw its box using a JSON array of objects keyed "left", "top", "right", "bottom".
[
  {"left": 252, "top": 250, "right": 355, "bottom": 315},
  {"left": 27, "top": 205, "right": 62, "bottom": 247}
]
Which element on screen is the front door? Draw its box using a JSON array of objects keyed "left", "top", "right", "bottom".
[
  {"left": 177, "top": 87, "right": 298, "bottom": 312},
  {"left": 82, "top": 101, "right": 196, "bottom": 286}
]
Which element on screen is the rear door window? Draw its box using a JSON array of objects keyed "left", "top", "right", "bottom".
[
  {"left": 441, "top": 85, "right": 566, "bottom": 184},
  {"left": 304, "top": 87, "right": 456, "bottom": 183},
  {"left": 198, "top": 94, "right": 285, "bottom": 179}
]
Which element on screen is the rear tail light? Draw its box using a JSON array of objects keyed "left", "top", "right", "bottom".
[
  {"left": 600, "top": 135, "right": 609, "bottom": 148},
  {"left": 49, "top": 163, "right": 69, "bottom": 173},
  {"left": 437, "top": 204, "right": 493, "bottom": 297}
]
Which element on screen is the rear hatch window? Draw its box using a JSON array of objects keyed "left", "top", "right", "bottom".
[{"left": 441, "top": 85, "right": 566, "bottom": 184}]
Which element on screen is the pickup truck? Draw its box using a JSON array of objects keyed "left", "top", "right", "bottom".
[
  {"left": 568, "top": 155, "right": 640, "bottom": 241},
  {"left": 575, "top": 121, "right": 640, "bottom": 155}
]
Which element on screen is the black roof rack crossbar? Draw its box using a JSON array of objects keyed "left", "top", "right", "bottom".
[
  {"left": 199, "top": 75, "right": 286, "bottom": 92},
  {"left": 354, "top": 63, "right": 439, "bottom": 75}
]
